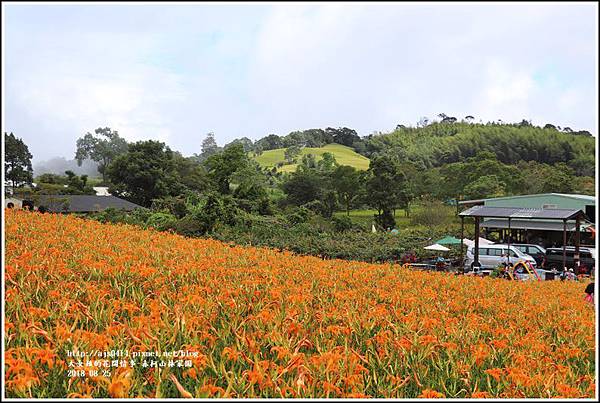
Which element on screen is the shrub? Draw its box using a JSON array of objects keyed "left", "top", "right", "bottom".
[
  {"left": 174, "top": 215, "right": 206, "bottom": 237},
  {"left": 146, "top": 212, "right": 178, "bottom": 231},
  {"left": 151, "top": 196, "right": 189, "bottom": 219},
  {"left": 93, "top": 207, "right": 130, "bottom": 224},
  {"left": 331, "top": 215, "right": 354, "bottom": 232},
  {"left": 375, "top": 209, "right": 396, "bottom": 230},
  {"left": 286, "top": 206, "right": 313, "bottom": 225}
]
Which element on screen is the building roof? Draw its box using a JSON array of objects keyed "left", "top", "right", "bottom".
[
  {"left": 458, "top": 205, "right": 587, "bottom": 220},
  {"left": 36, "top": 195, "right": 142, "bottom": 213},
  {"left": 458, "top": 193, "right": 596, "bottom": 206},
  {"left": 480, "top": 219, "right": 582, "bottom": 232},
  {"left": 551, "top": 193, "right": 596, "bottom": 201}
]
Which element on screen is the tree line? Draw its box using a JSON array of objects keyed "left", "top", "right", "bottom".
[{"left": 5, "top": 118, "right": 596, "bottom": 226}]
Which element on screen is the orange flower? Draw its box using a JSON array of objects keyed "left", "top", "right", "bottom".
[
  {"left": 419, "top": 334, "right": 438, "bottom": 346},
  {"left": 108, "top": 370, "right": 132, "bottom": 398},
  {"left": 491, "top": 339, "right": 508, "bottom": 350},
  {"left": 322, "top": 381, "right": 342, "bottom": 395},
  {"left": 418, "top": 389, "right": 445, "bottom": 398},
  {"left": 183, "top": 367, "right": 198, "bottom": 380},
  {"left": 345, "top": 392, "right": 371, "bottom": 398},
  {"left": 3, "top": 209, "right": 595, "bottom": 398},
  {"left": 199, "top": 384, "right": 225, "bottom": 397},
  {"left": 484, "top": 368, "right": 504, "bottom": 382}
]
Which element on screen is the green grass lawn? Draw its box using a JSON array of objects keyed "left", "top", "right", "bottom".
[
  {"left": 334, "top": 208, "right": 413, "bottom": 229},
  {"left": 334, "top": 204, "right": 461, "bottom": 231},
  {"left": 253, "top": 144, "right": 370, "bottom": 172}
]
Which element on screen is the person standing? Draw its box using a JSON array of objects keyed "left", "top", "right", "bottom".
[
  {"left": 567, "top": 268, "right": 577, "bottom": 281},
  {"left": 584, "top": 282, "right": 594, "bottom": 305}
]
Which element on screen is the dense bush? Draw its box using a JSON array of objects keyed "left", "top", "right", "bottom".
[
  {"left": 210, "top": 216, "right": 469, "bottom": 263},
  {"left": 86, "top": 193, "right": 473, "bottom": 264},
  {"left": 146, "top": 212, "right": 178, "bottom": 231},
  {"left": 285, "top": 206, "right": 314, "bottom": 225},
  {"left": 173, "top": 214, "right": 206, "bottom": 237},
  {"left": 91, "top": 207, "right": 151, "bottom": 226},
  {"left": 331, "top": 215, "right": 354, "bottom": 232},
  {"left": 151, "top": 196, "right": 189, "bottom": 218}
]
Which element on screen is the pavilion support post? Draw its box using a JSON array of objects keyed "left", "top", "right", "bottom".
[
  {"left": 562, "top": 219, "right": 567, "bottom": 271},
  {"left": 474, "top": 217, "right": 481, "bottom": 270},
  {"left": 507, "top": 218, "right": 511, "bottom": 267},
  {"left": 460, "top": 216, "right": 465, "bottom": 271},
  {"left": 575, "top": 215, "right": 581, "bottom": 270}
]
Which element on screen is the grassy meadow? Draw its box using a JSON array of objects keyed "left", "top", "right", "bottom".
[{"left": 253, "top": 144, "right": 370, "bottom": 172}]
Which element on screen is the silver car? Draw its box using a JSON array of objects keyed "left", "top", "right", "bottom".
[{"left": 464, "top": 244, "right": 537, "bottom": 271}]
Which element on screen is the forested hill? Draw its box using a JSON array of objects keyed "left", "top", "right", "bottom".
[
  {"left": 244, "top": 121, "right": 594, "bottom": 174},
  {"left": 239, "top": 120, "right": 595, "bottom": 198},
  {"left": 354, "top": 121, "right": 596, "bottom": 199},
  {"left": 360, "top": 121, "right": 595, "bottom": 171}
]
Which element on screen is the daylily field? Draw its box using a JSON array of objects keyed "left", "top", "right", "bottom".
[{"left": 4, "top": 209, "right": 596, "bottom": 398}]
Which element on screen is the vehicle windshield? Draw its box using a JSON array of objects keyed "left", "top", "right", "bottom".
[{"left": 509, "top": 247, "right": 526, "bottom": 257}]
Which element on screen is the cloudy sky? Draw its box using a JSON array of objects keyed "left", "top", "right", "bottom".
[{"left": 2, "top": 2, "right": 598, "bottom": 163}]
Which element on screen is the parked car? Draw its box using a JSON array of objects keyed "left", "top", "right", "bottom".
[
  {"left": 542, "top": 247, "right": 595, "bottom": 274},
  {"left": 464, "top": 244, "right": 537, "bottom": 271},
  {"left": 511, "top": 244, "right": 546, "bottom": 266},
  {"left": 511, "top": 263, "right": 548, "bottom": 281}
]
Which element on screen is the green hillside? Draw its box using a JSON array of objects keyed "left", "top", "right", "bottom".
[{"left": 253, "top": 143, "right": 370, "bottom": 172}]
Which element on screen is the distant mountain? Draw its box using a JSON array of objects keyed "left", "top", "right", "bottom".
[{"left": 33, "top": 157, "right": 99, "bottom": 177}]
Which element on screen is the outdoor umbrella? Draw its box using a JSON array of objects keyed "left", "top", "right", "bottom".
[
  {"left": 436, "top": 236, "right": 462, "bottom": 245},
  {"left": 461, "top": 237, "right": 494, "bottom": 247},
  {"left": 424, "top": 243, "right": 450, "bottom": 251}
]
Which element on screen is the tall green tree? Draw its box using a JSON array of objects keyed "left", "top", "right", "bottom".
[
  {"left": 4, "top": 132, "right": 33, "bottom": 191},
  {"left": 520, "top": 162, "right": 577, "bottom": 194},
  {"left": 439, "top": 152, "right": 524, "bottom": 199},
  {"left": 197, "top": 132, "right": 222, "bottom": 162},
  {"left": 204, "top": 143, "right": 248, "bottom": 194},
  {"left": 463, "top": 175, "right": 506, "bottom": 199},
  {"left": 281, "top": 169, "right": 323, "bottom": 207},
  {"left": 75, "top": 127, "right": 128, "bottom": 183},
  {"left": 331, "top": 165, "right": 362, "bottom": 215},
  {"left": 172, "top": 152, "right": 210, "bottom": 192},
  {"left": 366, "top": 155, "right": 406, "bottom": 229},
  {"left": 317, "top": 152, "right": 338, "bottom": 173},
  {"left": 225, "top": 137, "right": 254, "bottom": 152},
  {"left": 107, "top": 140, "right": 186, "bottom": 207},
  {"left": 326, "top": 127, "right": 361, "bottom": 147}
]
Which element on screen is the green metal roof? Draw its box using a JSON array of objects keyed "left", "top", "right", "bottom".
[
  {"left": 458, "top": 193, "right": 596, "bottom": 208},
  {"left": 436, "top": 236, "right": 462, "bottom": 245}
]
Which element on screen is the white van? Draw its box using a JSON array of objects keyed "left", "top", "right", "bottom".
[{"left": 464, "top": 244, "right": 537, "bottom": 271}]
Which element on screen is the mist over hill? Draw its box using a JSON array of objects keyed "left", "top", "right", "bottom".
[{"left": 33, "top": 157, "right": 99, "bottom": 178}]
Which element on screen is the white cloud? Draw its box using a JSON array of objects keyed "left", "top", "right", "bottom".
[
  {"left": 5, "top": 28, "right": 187, "bottom": 156},
  {"left": 2, "top": 3, "right": 597, "bottom": 163},
  {"left": 245, "top": 3, "right": 597, "bottom": 133}
]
